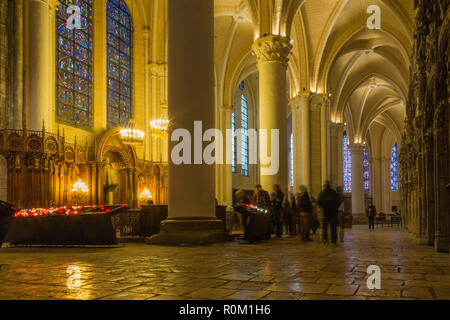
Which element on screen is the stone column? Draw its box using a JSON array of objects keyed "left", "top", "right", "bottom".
[
  {"left": 381, "top": 157, "right": 391, "bottom": 214},
  {"left": 350, "top": 144, "right": 365, "bottom": 222},
  {"left": 372, "top": 157, "right": 383, "bottom": 211},
  {"left": 143, "top": 28, "right": 150, "bottom": 161},
  {"left": 12, "top": 0, "right": 24, "bottom": 130},
  {"left": 149, "top": 63, "right": 160, "bottom": 162},
  {"left": 222, "top": 105, "right": 233, "bottom": 210},
  {"left": 329, "top": 123, "right": 344, "bottom": 189},
  {"left": 27, "top": 0, "right": 55, "bottom": 131},
  {"left": 289, "top": 96, "right": 303, "bottom": 192},
  {"left": 147, "top": 0, "right": 225, "bottom": 245},
  {"left": 252, "top": 35, "right": 292, "bottom": 195},
  {"left": 320, "top": 96, "right": 330, "bottom": 185}
]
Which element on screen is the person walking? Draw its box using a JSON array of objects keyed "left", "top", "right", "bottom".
[
  {"left": 367, "top": 202, "right": 376, "bottom": 230},
  {"left": 296, "top": 185, "right": 313, "bottom": 241},
  {"left": 318, "top": 181, "right": 339, "bottom": 244}
]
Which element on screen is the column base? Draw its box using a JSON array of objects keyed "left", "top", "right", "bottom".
[
  {"left": 145, "top": 219, "right": 231, "bottom": 246},
  {"left": 351, "top": 213, "right": 367, "bottom": 225},
  {"left": 418, "top": 236, "right": 429, "bottom": 246},
  {"left": 434, "top": 238, "right": 450, "bottom": 253}
]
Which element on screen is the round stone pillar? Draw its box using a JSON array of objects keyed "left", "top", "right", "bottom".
[
  {"left": 147, "top": 0, "right": 226, "bottom": 245},
  {"left": 27, "top": 0, "right": 54, "bottom": 131},
  {"left": 252, "top": 35, "right": 292, "bottom": 194},
  {"left": 350, "top": 144, "right": 365, "bottom": 222},
  {"left": 299, "top": 93, "right": 311, "bottom": 191}
]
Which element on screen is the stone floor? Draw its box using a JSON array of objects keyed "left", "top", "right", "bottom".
[{"left": 0, "top": 226, "right": 449, "bottom": 300}]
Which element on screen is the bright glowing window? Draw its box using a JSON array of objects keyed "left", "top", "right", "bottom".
[
  {"left": 343, "top": 133, "right": 352, "bottom": 193},
  {"left": 363, "top": 147, "right": 370, "bottom": 191},
  {"left": 56, "top": 0, "right": 94, "bottom": 129},
  {"left": 391, "top": 142, "right": 398, "bottom": 191},
  {"left": 107, "top": 0, "right": 133, "bottom": 129},
  {"left": 231, "top": 112, "right": 236, "bottom": 173},
  {"left": 241, "top": 94, "right": 249, "bottom": 176}
]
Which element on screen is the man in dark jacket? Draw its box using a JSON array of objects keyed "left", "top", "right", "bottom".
[
  {"left": 318, "top": 181, "right": 339, "bottom": 244},
  {"left": 367, "top": 202, "right": 376, "bottom": 230},
  {"left": 296, "top": 185, "right": 313, "bottom": 241}
]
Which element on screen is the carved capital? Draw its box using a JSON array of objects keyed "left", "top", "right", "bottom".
[
  {"left": 252, "top": 35, "right": 292, "bottom": 67},
  {"left": 348, "top": 143, "right": 365, "bottom": 154}
]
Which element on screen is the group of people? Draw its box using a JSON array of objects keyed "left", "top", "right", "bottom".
[{"left": 236, "top": 181, "right": 345, "bottom": 244}]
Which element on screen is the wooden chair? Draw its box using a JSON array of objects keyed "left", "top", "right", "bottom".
[{"left": 375, "top": 213, "right": 386, "bottom": 228}]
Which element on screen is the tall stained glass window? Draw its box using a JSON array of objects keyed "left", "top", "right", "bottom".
[
  {"left": 241, "top": 94, "right": 249, "bottom": 176},
  {"left": 290, "top": 133, "right": 294, "bottom": 187},
  {"left": 56, "top": 0, "right": 94, "bottom": 129},
  {"left": 107, "top": 0, "right": 133, "bottom": 129},
  {"left": 363, "top": 147, "right": 370, "bottom": 191},
  {"left": 231, "top": 113, "right": 236, "bottom": 173},
  {"left": 391, "top": 142, "right": 398, "bottom": 191},
  {"left": 343, "top": 133, "right": 352, "bottom": 193}
]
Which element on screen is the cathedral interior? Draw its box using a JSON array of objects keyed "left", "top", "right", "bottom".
[{"left": 0, "top": 0, "right": 449, "bottom": 301}]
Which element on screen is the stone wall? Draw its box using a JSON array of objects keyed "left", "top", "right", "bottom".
[{"left": 400, "top": 0, "right": 449, "bottom": 252}]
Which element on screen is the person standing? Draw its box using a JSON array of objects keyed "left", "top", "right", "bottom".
[
  {"left": 296, "top": 185, "right": 313, "bottom": 241},
  {"left": 253, "top": 184, "right": 270, "bottom": 210},
  {"left": 271, "top": 185, "right": 284, "bottom": 238},
  {"left": 318, "top": 181, "right": 339, "bottom": 244},
  {"left": 367, "top": 202, "right": 376, "bottom": 230}
]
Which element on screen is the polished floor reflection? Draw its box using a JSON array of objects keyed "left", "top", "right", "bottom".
[{"left": 0, "top": 226, "right": 449, "bottom": 300}]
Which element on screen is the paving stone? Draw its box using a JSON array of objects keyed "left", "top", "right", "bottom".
[
  {"left": 186, "top": 288, "right": 238, "bottom": 299},
  {"left": 301, "top": 294, "right": 366, "bottom": 300},
  {"left": 260, "top": 292, "right": 302, "bottom": 300},
  {"left": 433, "top": 287, "right": 450, "bottom": 300},
  {"left": 326, "top": 285, "right": 359, "bottom": 295},
  {"left": 100, "top": 291, "right": 155, "bottom": 300},
  {"left": 401, "top": 287, "right": 434, "bottom": 299},
  {"left": 227, "top": 290, "right": 270, "bottom": 300},
  {"left": 317, "top": 278, "right": 354, "bottom": 285},
  {"left": 266, "top": 282, "right": 329, "bottom": 294},
  {"left": 356, "top": 288, "right": 401, "bottom": 298}
]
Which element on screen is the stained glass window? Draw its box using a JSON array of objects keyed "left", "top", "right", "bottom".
[
  {"left": 363, "top": 147, "right": 370, "bottom": 191},
  {"left": 231, "top": 113, "right": 236, "bottom": 173},
  {"left": 343, "top": 133, "right": 352, "bottom": 193},
  {"left": 241, "top": 94, "right": 249, "bottom": 176},
  {"left": 290, "top": 133, "right": 294, "bottom": 187},
  {"left": 391, "top": 142, "right": 398, "bottom": 191},
  {"left": 56, "top": 0, "right": 94, "bottom": 129},
  {"left": 107, "top": 0, "right": 133, "bottom": 129}
]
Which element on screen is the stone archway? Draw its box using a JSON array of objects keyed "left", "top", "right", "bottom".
[{"left": 96, "top": 128, "right": 138, "bottom": 208}]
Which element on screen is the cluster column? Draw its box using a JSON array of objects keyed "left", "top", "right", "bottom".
[
  {"left": 350, "top": 144, "right": 365, "bottom": 221},
  {"left": 289, "top": 96, "right": 303, "bottom": 192},
  {"left": 147, "top": 0, "right": 225, "bottom": 245},
  {"left": 252, "top": 35, "right": 292, "bottom": 194},
  {"left": 329, "top": 123, "right": 345, "bottom": 188}
]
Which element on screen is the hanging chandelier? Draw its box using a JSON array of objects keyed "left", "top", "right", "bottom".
[
  {"left": 150, "top": 118, "right": 169, "bottom": 137},
  {"left": 120, "top": 119, "right": 144, "bottom": 145}
]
